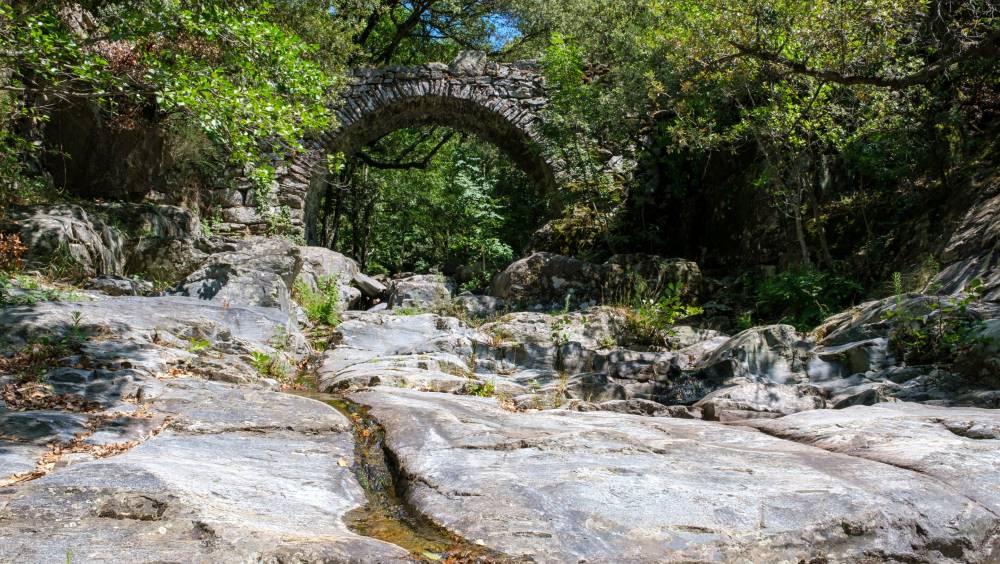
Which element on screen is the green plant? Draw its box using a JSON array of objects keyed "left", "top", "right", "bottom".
[
  {"left": 187, "top": 338, "right": 212, "bottom": 354},
  {"left": 884, "top": 279, "right": 993, "bottom": 377},
  {"left": 293, "top": 275, "right": 342, "bottom": 327},
  {"left": 393, "top": 305, "right": 425, "bottom": 316},
  {"left": 468, "top": 379, "right": 496, "bottom": 397},
  {"left": 65, "top": 311, "right": 86, "bottom": 346},
  {"left": 0, "top": 275, "right": 11, "bottom": 306},
  {"left": 598, "top": 335, "right": 617, "bottom": 349},
  {"left": 250, "top": 350, "right": 291, "bottom": 379},
  {"left": 892, "top": 271, "right": 905, "bottom": 299},
  {"left": 737, "top": 311, "right": 754, "bottom": 331},
  {"left": 754, "top": 266, "right": 862, "bottom": 330},
  {"left": 620, "top": 280, "right": 703, "bottom": 347},
  {"left": 47, "top": 243, "right": 86, "bottom": 282}
]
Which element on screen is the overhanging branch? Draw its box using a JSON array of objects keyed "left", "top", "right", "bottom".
[{"left": 729, "top": 29, "right": 1000, "bottom": 89}]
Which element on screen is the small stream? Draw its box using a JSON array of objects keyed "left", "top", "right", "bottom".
[{"left": 293, "top": 391, "right": 510, "bottom": 563}]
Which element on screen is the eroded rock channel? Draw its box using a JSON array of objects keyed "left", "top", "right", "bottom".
[
  {"left": 293, "top": 391, "right": 516, "bottom": 563},
  {"left": 1, "top": 206, "right": 999, "bottom": 562}
]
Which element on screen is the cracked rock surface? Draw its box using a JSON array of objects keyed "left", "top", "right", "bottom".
[
  {"left": 0, "top": 292, "right": 408, "bottom": 563},
  {"left": 0, "top": 377, "right": 409, "bottom": 563},
  {"left": 352, "top": 387, "right": 1000, "bottom": 563}
]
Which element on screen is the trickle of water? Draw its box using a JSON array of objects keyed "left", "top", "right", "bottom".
[{"left": 293, "top": 391, "right": 513, "bottom": 563}]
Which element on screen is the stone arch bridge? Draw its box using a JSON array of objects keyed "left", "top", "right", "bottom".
[{"left": 212, "top": 52, "right": 556, "bottom": 240}]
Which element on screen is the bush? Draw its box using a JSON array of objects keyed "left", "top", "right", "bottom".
[
  {"left": 250, "top": 350, "right": 291, "bottom": 379},
  {"left": 884, "top": 280, "right": 994, "bottom": 382},
  {"left": 293, "top": 275, "right": 341, "bottom": 327},
  {"left": 754, "top": 266, "right": 862, "bottom": 330},
  {"left": 614, "top": 272, "right": 703, "bottom": 348}
]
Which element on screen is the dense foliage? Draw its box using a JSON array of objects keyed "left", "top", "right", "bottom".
[
  {"left": 1, "top": 0, "right": 997, "bottom": 325},
  {"left": 1, "top": 1, "right": 346, "bottom": 208}
]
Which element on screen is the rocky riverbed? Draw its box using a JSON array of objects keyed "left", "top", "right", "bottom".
[{"left": 1, "top": 205, "right": 999, "bottom": 563}]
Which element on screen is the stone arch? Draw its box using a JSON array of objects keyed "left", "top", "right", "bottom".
[{"left": 217, "top": 53, "right": 557, "bottom": 239}]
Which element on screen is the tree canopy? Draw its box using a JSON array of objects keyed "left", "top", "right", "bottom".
[{"left": 1, "top": 0, "right": 998, "bottom": 297}]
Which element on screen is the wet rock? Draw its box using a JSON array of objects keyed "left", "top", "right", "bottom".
[{"left": 354, "top": 388, "right": 1000, "bottom": 563}]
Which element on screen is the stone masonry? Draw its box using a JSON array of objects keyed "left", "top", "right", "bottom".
[{"left": 209, "top": 52, "right": 554, "bottom": 240}]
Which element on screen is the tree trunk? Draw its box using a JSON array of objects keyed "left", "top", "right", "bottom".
[
  {"left": 793, "top": 189, "right": 811, "bottom": 266},
  {"left": 330, "top": 182, "right": 345, "bottom": 251},
  {"left": 809, "top": 156, "right": 835, "bottom": 268}
]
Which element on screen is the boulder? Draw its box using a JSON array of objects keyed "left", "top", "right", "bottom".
[
  {"left": 174, "top": 237, "right": 301, "bottom": 314},
  {"left": 453, "top": 292, "right": 506, "bottom": 318},
  {"left": 352, "top": 271, "right": 387, "bottom": 299},
  {"left": 317, "top": 312, "right": 479, "bottom": 392},
  {"left": 491, "top": 252, "right": 705, "bottom": 309},
  {"left": 691, "top": 324, "right": 813, "bottom": 386},
  {"left": 353, "top": 388, "right": 1000, "bottom": 563},
  {"left": 475, "top": 308, "right": 626, "bottom": 372},
  {"left": 0, "top": 294, "right": 308, "bottom": 384},
  {"left": 389, "top": 274, "right": 456, "bottom": 308},
  {"left": 296, "top": 246, "right": 363, "bottom": 308},
  {"left": 695, "top": 382, "right": 825, "bottom": 422},
  {"left": 490, "top": 252, "right": 602, "bottom": 306},
  {"left": 0, "top": 204, "right": 126, "bottom": 279}
]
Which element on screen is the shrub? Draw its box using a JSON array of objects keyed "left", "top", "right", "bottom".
[
  {"left": 467, "top": 380, "right": 496, "bottom": 397},
  {"left": 250, "top": 350, "right": 291, "bottom": 379},
  {"left": 614, "top": 274, "right": 703, "bottom": 348},
  {"left": 884, "top": 279, "right": 994, "bottom": 382},
  {"left": 754, "top": 266, "right": 862, "bottom": 330},
  {"left": 293, "top": 275, "right": 341, "bottom": 327}
]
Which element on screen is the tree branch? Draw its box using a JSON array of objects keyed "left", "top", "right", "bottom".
[
  {"left": 356, "top": 131, "right": 455, "bottom": 169},
  {"left": 730, "top": 29, "right": 1000, "bottom": 89}
]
